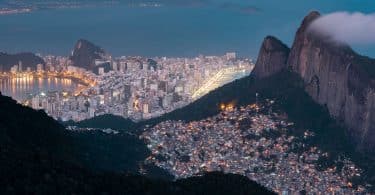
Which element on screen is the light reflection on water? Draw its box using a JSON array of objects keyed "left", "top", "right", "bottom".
[{"left": 0, "top": 75, "right": 80, "bottom": 101}]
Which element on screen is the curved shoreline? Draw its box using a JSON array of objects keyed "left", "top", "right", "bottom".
[
  {"left": 0, "top": 71, "right": 97, "bottom": 102},
  {"left": 0, "top": 71, "right": 95, "bottom": 87}
]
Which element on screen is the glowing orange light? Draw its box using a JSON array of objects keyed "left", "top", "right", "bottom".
[
  {"left": 220, "top": 103, "right": 226, "bottom": 110},
  {"left": 226, "top": 103, "right": 234, "bottom": 111}
]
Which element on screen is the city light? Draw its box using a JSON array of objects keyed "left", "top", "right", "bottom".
[
  {"left": 192, "top": 67, "right": 252, "bottom": 100},
  {"left": 219, "top": 102, "right": 236, "bottom": 111},
  {"left": 0, "top": 53, "right": 253, "bottom": 122},
  {"left": 142, "top": 101, "right": 366, "bottom": 194}
]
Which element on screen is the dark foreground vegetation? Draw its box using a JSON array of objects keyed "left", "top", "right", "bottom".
[{"left": 0, "top": 93, "right": 273, "bottom": 194}]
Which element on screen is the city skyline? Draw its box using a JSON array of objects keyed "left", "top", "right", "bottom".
[{"left": 0, "top": 50, "right": 253, "bottom": 122}]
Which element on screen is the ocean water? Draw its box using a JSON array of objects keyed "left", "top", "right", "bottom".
[
  {"left": 0, "top": 76, "right": 80, "bottom": 101},
  {"left": 0, "top": 0, "right": 374, "bottom": 58}
]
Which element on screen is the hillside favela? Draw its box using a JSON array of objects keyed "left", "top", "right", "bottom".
[{"left": 0, "top": 1, "right": 374, "bottom": 195}]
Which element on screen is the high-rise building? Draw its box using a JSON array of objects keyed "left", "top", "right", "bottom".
[
  {"left": 158, "top": 81, "right": 168, "bottom": 92},
  {"left": 143, "top": 103, "right": 149, "bottom": 114},
  {"left": 112, "top": 61, "right": 118, "bottom": 71},
  {"left": 98, "top": 67, "right": 105, "bottom": 75},
  {"left": 89, "top": 107, "right": 95, "bottom": 118},
  {"left": 31, "top": 96, "right": 40, "bottom": 109},
  {"left": 123, "top": 85, "right": 131, "bottom": 102},
  {"left": 141, "top": 78, "right": 147, "bottom": 88},
  {"left": 162, "top": 94, "right": 173, "bottom": 108},
  {"left": 119, "top": 62, "right": 126, "bottom": 73},
  {"left": 18, "top": 61, "right": 22, "bottom": 72},
  {"left": 10, "top": 65, "right": 18, "bottom": 73},
  {"left": 37, "top": 64, "right": 44, "bottom": 72},
  {"left": 150, "top": 83, "right": 158, "bottom": 91},
  {"left": 226, "top": 52, "right": 236, "bottom": 60}
]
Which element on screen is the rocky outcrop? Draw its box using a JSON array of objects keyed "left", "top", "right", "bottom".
[
  {"left": 287, "top": 11, "right": 375, "bottom": 151},
  {"left": 253, "top": 36, "right": 290, "bottom": 79},
  {"left": 0, "top": 52, "right": 45, "bottom": 71},
  {"left": 70, "top": 39, "right": 106, "bottom": 72},
  {"left": 254, "top": 11, "right": 375, "bottom": 151}
]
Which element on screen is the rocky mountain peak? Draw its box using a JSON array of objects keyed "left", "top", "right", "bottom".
[
  {"left": 70, "top": 39, "right": 106, "bottom": 72},
  {"left": 289, "top": 12, "right": 375, "bottom": 151},
  {"left": 263, "top": 36, "right": 289, "bottom": 52},
  {"left": 253, "top": 11, "right": 375, "bottom": 151},
  {"left": 74, "top": 39, "right": 101, "bottom": 51},
  {"left": 253, "top": 36, "right": 290, "bottom": 79},
  {"left": 298, "top": 11, "right": 321, "bottom": 33}
]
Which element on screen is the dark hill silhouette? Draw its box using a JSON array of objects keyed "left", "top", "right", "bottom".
[
  {"left": 0, "top": 93, "right": 273, "bottom": 194},
  {"left": 0, "top": 52, "right": 44, "bottom": 71}
]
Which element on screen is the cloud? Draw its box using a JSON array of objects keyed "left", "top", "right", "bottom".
[{"left": 308, "top": 12, "right": 375, "bottom": 45}]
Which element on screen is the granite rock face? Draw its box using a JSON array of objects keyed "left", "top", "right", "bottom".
[
  {"left": 253, "top": 36, "right": 290, "bottom": 79},
  {"left": 70, "top": 39, "right": 106, "bottom": 71},
  {"left": 254, "top": 11, "right": 375, "bottom": 151},
  {"left": 287, "top": 11, "right": 375, "bottom": 151}
]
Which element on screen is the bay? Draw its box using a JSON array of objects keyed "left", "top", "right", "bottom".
[{"left": 0, "top": 0, "right": 374, "bottom": 58}]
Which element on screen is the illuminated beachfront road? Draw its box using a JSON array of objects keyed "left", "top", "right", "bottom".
[{"left": 192, "top": 66, "right": 253, "bottom": 100}]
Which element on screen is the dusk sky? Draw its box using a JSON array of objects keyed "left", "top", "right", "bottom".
[{"left": 0, "top": 0, "right": 374, "bottom": 58}]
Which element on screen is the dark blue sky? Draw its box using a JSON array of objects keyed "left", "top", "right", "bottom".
[{"left": 0, "top": 0, "right": 374, "bottom": 58}]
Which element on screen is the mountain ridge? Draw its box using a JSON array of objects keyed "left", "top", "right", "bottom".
[{"left": 0, "top": 52, "right": 44, "bottom": 71}]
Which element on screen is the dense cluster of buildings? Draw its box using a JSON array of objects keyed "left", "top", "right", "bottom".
[
  {"left": 141, "top": 101, "right": 368, "bottom": 194},
  {"left": 24, "top": 53, "right": 253, "bottom": 121}
]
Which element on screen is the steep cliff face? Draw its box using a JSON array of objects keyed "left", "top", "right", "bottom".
[
  {"left": 70, "top": 39, "right": 106, "bottom": 71},
  {"left": 253, "top": 36, "right": 290, "bottom": 79},
  {"left": 287, "top": 11, "right": 375, "bottom": 150},
  {"left": 0, "top": 52, "right": 45, "bottom": 71}
]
